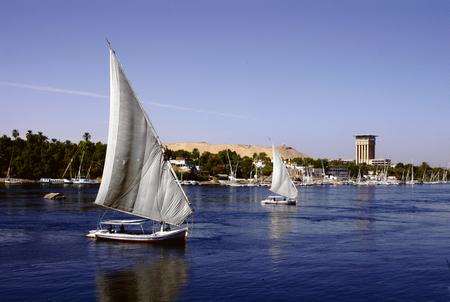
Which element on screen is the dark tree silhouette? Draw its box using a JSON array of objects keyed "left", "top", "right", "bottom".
[{"left": 83, "top": 132, "right": 91, "bottom": 142}]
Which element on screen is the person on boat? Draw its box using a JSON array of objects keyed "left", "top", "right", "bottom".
[
  {"left": 119, "top": 224, "right": 125, "bottom": 233},
  {"left": 160, "top": 222, "right": 171, "bottom": 232}
]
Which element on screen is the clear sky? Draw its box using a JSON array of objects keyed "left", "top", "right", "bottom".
[{"left": 0, "top": 0, "right": 448, "bottom": 166}]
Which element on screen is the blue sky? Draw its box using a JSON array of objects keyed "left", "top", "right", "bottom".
[{"left": 0, "top": 0, "right": 448, "bottom": 166}]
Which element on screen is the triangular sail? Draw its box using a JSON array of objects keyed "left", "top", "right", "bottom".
[
  {"left": 270, "top": 145, "right": 298, "bottom": 199},
  {"left": 95, "top": 48, "right": 193, "bottom": 226}
]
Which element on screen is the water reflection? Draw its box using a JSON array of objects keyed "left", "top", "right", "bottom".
[
  {"left": 356, "top": 186, "right": 375, "bottom": 203},
  {"left": 355, "top": 186, "right": 375, "bottom": 233},
  {"left": 96, "top": 248, "right": 188, "bottom": 302},
  {"left": 266, "top": 206, "right": 298, "bottom": 262},
  {"left": 268, "top": 209, "right": 294, "bottom": 240}
]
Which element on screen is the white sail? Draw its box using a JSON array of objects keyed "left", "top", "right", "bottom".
[
  {"left": 270, "top": 145, "right": 298, "bottom": 199},
  {"left": 95, "top": 48, "right": 193, "bottom": 226}
]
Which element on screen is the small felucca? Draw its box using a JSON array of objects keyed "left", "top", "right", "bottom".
[
  {"left": 406, "top": 164, "right": 415, "bottom": 185},
  {"left": 87, "top": 42, "right": 193, "bottom": 243},
  {"left": 261, "top": 145, "right": 298, "bottom": 205},
  {"left": 4, "top": 148, "right": 21, "bottom": 184}
]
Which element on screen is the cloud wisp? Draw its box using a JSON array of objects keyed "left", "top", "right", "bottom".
[
  {"left": 0, "top": 81, "right": 107, "bottom": 99},
  {"left": 0, "top": 81, "right": 249, "bottom": 119}
]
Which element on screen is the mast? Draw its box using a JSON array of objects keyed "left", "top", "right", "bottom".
[
  {"left": 357, "top": 168, "right": 361, "bottom": 183},
  {"left": 6, "top": 146, "right": 13, "bottom": 179},
  {"left": 77, "top": 150, "right": 85, "bottom": 179},
  {"left": 226, "top": 150, "right": 235, "bottom": 179},
  {"left": 62, "top": 149, "right": 78, "bottom": 178},
  {"left": 86, "top": 160, "right": 93, "bottom": 179},
  {"left": 321, "top": 160, "right": 325, "bottom": 177}
]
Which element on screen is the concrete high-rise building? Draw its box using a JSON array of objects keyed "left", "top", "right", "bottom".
[{"left": 355, "top": 135, "right": 376, "bottom": 164}]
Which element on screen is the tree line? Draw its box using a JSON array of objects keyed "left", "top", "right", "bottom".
[
  {"left": 0, "top": 130, "right": 106, "bottom": 180},
  {"left": 1, "top": 130, "right": 447, "bottom": 181},
  {"left": 0, "top": 130, "right": 274, "bottom": 181},
  {"left": 164, "top": 148, "right": 273, "bottom": 181}
]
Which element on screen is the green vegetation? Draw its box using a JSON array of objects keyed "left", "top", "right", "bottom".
[
  {"left": 1, "top": 129, "right": 447, "bottom": 181},
  {"left": 164, "top": 148, "right": 273, "bottom": 181},
  {"left": 0, "top": 130, "right": 105, "bottom": 180},
  {"left": 0, "top": 130, "right": 273, "bottom": 181}
]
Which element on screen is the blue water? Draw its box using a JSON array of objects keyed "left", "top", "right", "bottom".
[{"left": 1, "top": 184, "right": 450, "bottom": 301}]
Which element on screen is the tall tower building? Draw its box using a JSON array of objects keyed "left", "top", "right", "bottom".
[{"left": 355, "top": 135, "right": 376, "bottom": 164}]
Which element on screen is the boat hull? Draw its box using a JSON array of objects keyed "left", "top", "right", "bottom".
[
  {"left": 87, "top": 228, "right": 188, "bottom": 244},
  {"left": 261, "top": 198, "right": 296, "bottom": 205}
]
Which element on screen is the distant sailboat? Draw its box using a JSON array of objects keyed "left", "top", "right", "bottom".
[
  {"left": 4, "top": 147, "right": 20, "bottom": 184},
  {"left": 218, "top": 150, "right": 242, "bottom": 186},
  {"left": 356, "top": 168, "right": 362, "bottom": 185},
  {"left": 302, "top": 166, "right": 314, "bottom": 186},
  {"left": 39, "top": 150, "right": 76, "bottom": 184},
  {"left": 72, "top": 150, "right": 98, "bottom": 184},
  {"left": 5, "top": 161, "right": 11, "bottom": 182},
  {"left": 406, "top": 164, "right": 415, "bottom": 185},
  {"left": 261, "top": 145, "right": 298, "bottom": 205},
  {"left": 87, "top": 43, "right": 193, "bottom": 243}
]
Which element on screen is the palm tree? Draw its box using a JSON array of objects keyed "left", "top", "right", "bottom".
[
  {"left": 83, "top": 132, "right": 91, "bottom": 142},
  {"left": 12, "top": 129, "right": 19, "bottom": 140},
  {"left": 26, "top": 130, "right": 33, "bottom": 140}
]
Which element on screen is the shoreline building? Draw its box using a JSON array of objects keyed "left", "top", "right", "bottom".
[
  {"left": 369, "top": 158, "right": 392, "bottom": 167},
  {"left": 355, "top": 135, "right": 376, "bottom": 164}
]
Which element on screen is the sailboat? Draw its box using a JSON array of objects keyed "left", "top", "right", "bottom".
[
  {"left": 87, "top": 43, "right": 193, "bottom": 243},
  {"left": 51, "top": 150, "right": 78, "bottom": 184},
  {"left": 226, "top": 150, "right": 241, "bottom": 186},
  {"left": 301, "top": 166, "right": 314, "bottom": 186},
  {"left": 406, "top": 164, "right": 415, "bottom": 185},
  {"left": 261, "top": 145, "right": 298, "bottom": 205},
  {"left": 72, "top": 150, "right": 96, "bottom": 184},
  {"left": 4, "top": 149, "right": 21, "bottom": 184},
  {"left": 356, "top": 168, "right": 363, "bottom": 185}
]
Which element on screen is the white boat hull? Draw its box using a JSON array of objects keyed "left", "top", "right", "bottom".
[
  {"left": 87, "top": 228, "right": 188, "bottom": 243},
  {"left": 261, "top": 198, "right": 296, "bottom": 205},
  {"left": 4, "top": 178, "right": 22, "bottom": 184},
  {"left": 73, "top": 178, "right": 99, "bottom": 184}
]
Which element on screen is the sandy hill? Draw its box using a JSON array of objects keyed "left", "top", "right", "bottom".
[{"left": 165, "top": 142, "right": 307, "bottom": 159}]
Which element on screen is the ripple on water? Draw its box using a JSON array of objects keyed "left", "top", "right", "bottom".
[{"left": 0, "top": 229, "right": 32, "bottom": 245}]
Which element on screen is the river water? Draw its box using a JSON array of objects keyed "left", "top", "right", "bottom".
[{"left": 1, "top": 184, "right": 450, "bottom": 301}]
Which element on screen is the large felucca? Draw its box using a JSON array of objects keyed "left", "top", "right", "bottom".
[
  {"left": 87, "top": 43, "right": 193, "bottom": 243},
  {"left": 261, "top": 145, "right": 298, "bottom": 205}
]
